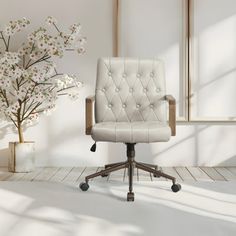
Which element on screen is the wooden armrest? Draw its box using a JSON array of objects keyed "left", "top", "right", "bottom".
[
  {"left": 85, "top": 95, "right": 95, "bottom": 135},
  {"left": 165, "top": 95, "right": 176, "bottom": 136}
]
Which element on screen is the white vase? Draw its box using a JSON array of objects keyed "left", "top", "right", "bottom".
[{"left": 8, "top": 142, "right": 35, "bottom": 173}]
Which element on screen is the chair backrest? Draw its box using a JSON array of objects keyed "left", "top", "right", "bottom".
[{"left": 95, "top": 58, "right": 167, "bottom": 123}]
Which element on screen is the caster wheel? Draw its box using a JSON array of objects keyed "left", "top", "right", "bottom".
[
  {"left": 171, "top": 183, "right": 181, "bottom": 192},
  {"left": 79, "top": 182, "right": 89, "bottom": 191},
  {"left": 101, "top": 173, "right": 109, "bottom": 177},
  {"left": 127, "top": 192, "right": 134, "bottom": 201}
]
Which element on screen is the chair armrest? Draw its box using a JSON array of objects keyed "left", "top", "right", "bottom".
[
  {"left": 85, "top": 95, "right": 95, "bottom": 135},
  {"left": 165, "top": 95, "right": 176, "bottom": 136}
]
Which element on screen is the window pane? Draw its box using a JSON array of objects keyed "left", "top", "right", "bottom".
[
  {"left": 191, "top": 0, "right": 236, "bottom": 120},
  {"left": 118, "top": 0, "right": 187, "bottom": 119}
]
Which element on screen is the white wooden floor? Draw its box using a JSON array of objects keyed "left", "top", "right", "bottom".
[{"left": 1, "top": 166, "right": 236, "bottom": 184}]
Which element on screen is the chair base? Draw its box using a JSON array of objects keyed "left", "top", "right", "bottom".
[
  {"left": 80, "top": 143, "right": 181, "bottom": 201},
  {"left": 101, "top": 161, "right": 159, "bottom": 178}
]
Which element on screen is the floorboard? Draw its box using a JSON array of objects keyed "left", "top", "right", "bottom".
[
  {"left": 187, "top": 167, "right": 213, "bottom": 182},
  {"left": 20, "top": 168, "right": 44, "bottom": 181},
  {"left": 78, "top": 167, "right": 100, "bottom": 184},
  {"left": 0, "top": 171, "right": 13, "bottom": 181},
  {"left": 62, "top": 167, "right": 85, "bottom": 185},
  {"left": 161, "top": 167, "right": 182, "bottom": 182},
  {"left": 200, "top": 167, "right": 226, "bottom": 181},
  {"left": 6, "top": 172, "right": 28, "bottom": 181},
  {"left": 226, "top": 167, "right": 236, "bottom": 177},
  {"left": 175, "top": 167, "right": 196, "bottom": 181},
  {"left": 32, "top": 167, "right": 59, "bottom": 181},
  {"left": 215, "top": 167, "right": 236, "bottom": 181},
  {"left": 0, "top": 167, "right": 235, "bottom": 183},
  {"left": 50, "top": 167, "right": 73, "bottom": 182}
]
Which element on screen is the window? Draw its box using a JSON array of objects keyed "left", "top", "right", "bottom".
[
  {"left": 190, "top": 0, "right": 236, "bottom": 121},
  {"left": 117, "top": 0, "right": 236, "bottom": 121}
]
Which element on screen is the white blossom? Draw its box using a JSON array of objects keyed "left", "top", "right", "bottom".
[
  {"left": 46, "top": 16, "right": 57, "bottom": 25},
  {"left": 15, "top": 87, "right": 27, "bottom": 99},
  {"left": 68, "top": 91, "right": 79, "bottom": 101},
  {"left": 69, "top": 23, "right": 81, "bottom": 34},
  {"left": 79, "top": 37, "right": 87, "bottom": 46},
  {"left": 3, "top": 18, "right": 30, "bottom": 36},
  {"left": 0, "top": 16, "right": 86, "bottom": 132},
  {"left": 43, "top": 104, "right": 56, "bottom": 116},
  {"left": 0, "top": 76, "right": 11, "bottom": 88},
  {"left": 0, "top": 52, "right": 20, "bottom": 64},
  {"left": 77, "top": 47, "right": 86, "bottom": 55},
  {"left": 26, "top": 113, "right": 39, "bottom": 125}
]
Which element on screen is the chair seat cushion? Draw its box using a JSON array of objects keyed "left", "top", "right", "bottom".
[{"left": 91, "top": 121, "right": 171, "bottom": 143}]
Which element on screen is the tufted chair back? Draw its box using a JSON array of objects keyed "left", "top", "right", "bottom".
[{"left": 95, "top": 58, "right": 167, "bottom": 123}]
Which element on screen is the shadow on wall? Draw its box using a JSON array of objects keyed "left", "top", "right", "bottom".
[
  {"left": 0, "top": 123, "right": 14, "bottom": 166},
  {"left": 153, "top": 125, "right": 209, "bottom": 166},
  {"left": 106, "top": 125, "right": 204, "bottom": 167},
  {"left": 33, "top": 110, "right": 100, "bottom": 166},
  {"left": 219, "top": 156, "right": 236, "bottom": 166},
  {"left": 107, "top": 142, "right": 153, "bottom": 165},
  {"left": 106, "top": 124, "right": 236, "bottom": 167}
]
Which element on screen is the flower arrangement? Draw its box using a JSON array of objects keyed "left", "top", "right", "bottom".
[{"left": 0, "top": 16, "right": 86, "bottom": 143}]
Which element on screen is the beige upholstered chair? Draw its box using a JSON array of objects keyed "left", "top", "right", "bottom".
[{"left": 80, "top": 58, "right": 181, "bottom": 201}]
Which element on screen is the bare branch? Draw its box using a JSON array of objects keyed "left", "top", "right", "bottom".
[
  {"left": 52, "top": 23, "right": 61, "bottom": 34},
  {"left": 22, "top": 102, "right": 42, "bottom": 122},
  {"left": 6, "top": 36, "right": 10, "bottom": 51},
  {"left": 0, "top": 31, "right": 8, "bottom": 50},
  {"left": 25, "top": 55, "right": 51, "bottom": 69}
]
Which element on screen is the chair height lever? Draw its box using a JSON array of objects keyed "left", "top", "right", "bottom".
[{"left": 90, "top": 142, "right": 97, "bottom": 152}]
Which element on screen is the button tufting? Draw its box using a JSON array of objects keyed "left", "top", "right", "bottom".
[
  {"left": 115, "top": 88, "right": 120, "bottom": 92},
  {"left": 122, "top": 104, "right": 126, "bottom": 108},
  {"left": 150, "top": 104, "right": 154, "bottom": 109},
  {"left": 136, "top": 104, "right": 141, "bottom": 108},
  {"left": 150, "top": 72, "right": 154, "bottom": 77},
  {"left": 108, "top": 71, "right": 112, "bottom": 76},
  {"left": 143, "top": 88, "right": 147, "bottom": 93},
  {"left": 156, "top": 88, "right": 161, "bottom": 93},
  {"left": 122, "top": 73, "right": 127, "bottom": 78},
  {"left": 102, "top": 88, "right": 106, "bottom": 92},
  {"left": 108, "top": 103, "right": 112, "bottom": 108},
  {"left": 136, "top": 73, "right": 141, "bottom": 78},
  {"left": 129, "top": 88, "right": 133, "bottom": 93}
]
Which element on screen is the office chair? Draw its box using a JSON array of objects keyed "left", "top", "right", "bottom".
[{"left": 80, "top": 58, "right": 181, "bottom": 201}]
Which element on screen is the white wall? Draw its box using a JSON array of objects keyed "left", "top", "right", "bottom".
[
  {"left": 192, "top": 0, "right": 236, "bottom": 120},
  {"left": 0, "top": 0, "right": 236, "bottom": 167},
  {"left": 119, "top": 0, "right": 186, "bottom": 118}
]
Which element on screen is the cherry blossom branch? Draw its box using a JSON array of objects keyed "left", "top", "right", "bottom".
[
  {"left": 24, "top": 42, "right": 35, "bottom": 68},
  {"left": 6, "top": 36, "right": 10, "bottom": 51},
  {"left": 0, "top": 88, "right": 9, "bottom": 106},
  {"left": 22, "top": 102, "right": 42, "bottom": 122},
  {"left": 64, "top": 28, "right": 76, "bottom": 45},
  {"left": 25, "top": 54, "right": 51, "bottom": 69},
  {"left": 22, "top": 99, "right": 35, "bottom": 119},
  {"left": 57, "top": 85, "right": 76, "bottom": 93},
  {"left": 0, "top": 31, "right": 8, "bottom": 51},
  {"left": 9, "top": 117, "right": 18, "bottom": 128},
  {"left": 53, "top": 23, "right": 61, "bottom": 34},
  {"left": 23, "top": 55, "right": 25, "bottom": 68}
]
